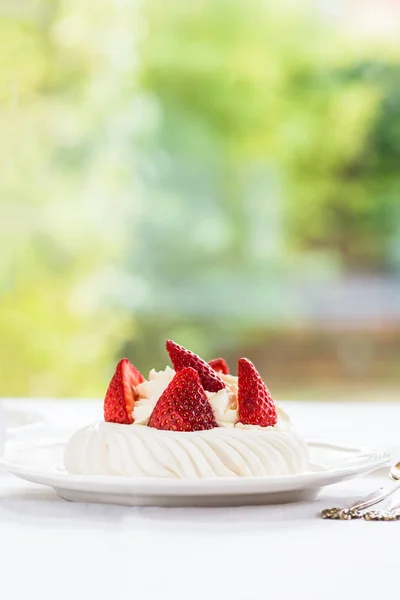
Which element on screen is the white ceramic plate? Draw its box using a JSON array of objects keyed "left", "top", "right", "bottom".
[{"left": 1, "top": 439, "right": 389, "bottom": 507}]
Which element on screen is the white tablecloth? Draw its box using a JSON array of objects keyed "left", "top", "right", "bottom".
[{"left": 1, "top": 399, "right": 399, "bottom": 600}]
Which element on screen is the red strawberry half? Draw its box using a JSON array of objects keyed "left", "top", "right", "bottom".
[
  {"left": 208, "top": 357, "right": 229, "bottom": 375},
  {"left": 237, "top": 358, "right": 277, "bottom": 427},
  {"left": 166, "top": 339, "right": 225, "bottom": 392},
  {"left": 148, "top": 367, "right": 218, "bottom": 432},
  {"left": 104, "top": 358, "right": 145, "bottom": 424}
]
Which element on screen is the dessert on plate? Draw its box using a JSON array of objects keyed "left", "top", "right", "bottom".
[{"left": 64, "top": 340, "right": 310, "bottom": 479}]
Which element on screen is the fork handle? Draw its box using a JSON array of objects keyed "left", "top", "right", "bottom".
[{"left": 350, "top": 480, "right": 400, "bottom": 512}]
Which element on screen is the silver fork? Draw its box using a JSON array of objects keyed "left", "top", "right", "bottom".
[
  {"left": 321, "top": 480, "right": 400, "bottom": 520},
  {"left": 362, "top": 493, "right": 400, "bottom": 521}
]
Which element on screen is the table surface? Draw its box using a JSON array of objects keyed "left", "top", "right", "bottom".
[{"left": 1, "top": 398, "right": 399, "bottom": 600}]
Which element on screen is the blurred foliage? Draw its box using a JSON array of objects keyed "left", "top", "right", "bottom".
[
  {"left": 288, "top": 61, "right": 400, "bottom": 271},
  {"left": 1, "top": 0, "right": 400, "bottom": 395}
]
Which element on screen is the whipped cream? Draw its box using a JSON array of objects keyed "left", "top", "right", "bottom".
[
  {"left": 64, "top": 421, "right": 309, "bottom": 478},
  {"left": 134, "top": 367, "right": 289, "bottom": 428},
  {"left": 134, "top": 366, "right": 176, "bottom": 425}
]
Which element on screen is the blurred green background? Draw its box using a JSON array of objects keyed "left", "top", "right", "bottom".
[{"left": 2, "top": 0, "right": 400, "bottom": 400}]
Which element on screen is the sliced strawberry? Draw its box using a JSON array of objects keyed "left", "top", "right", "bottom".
[
  {"left": 148, "top": 367, "right": 218, "bottom": 432},
  {"left": 104, "top": 358, "right": 145, "bottom": 424},
  {"left": 237, "top": 358, "right": 277, "bottom": 427},
  {"left": 166, "top": 339, "right": 225, "bottom": 392},
  {"left": 208, "top": 357, "right": 229, "bottom": 375}
]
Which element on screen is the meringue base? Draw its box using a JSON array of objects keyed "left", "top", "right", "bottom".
[{"left": 64, "top": 422, "right": 310, "bottom": 479}]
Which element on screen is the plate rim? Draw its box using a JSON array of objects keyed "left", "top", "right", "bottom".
[{"left": 1, "top": 438, "right": 391, "bottom": 497}]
